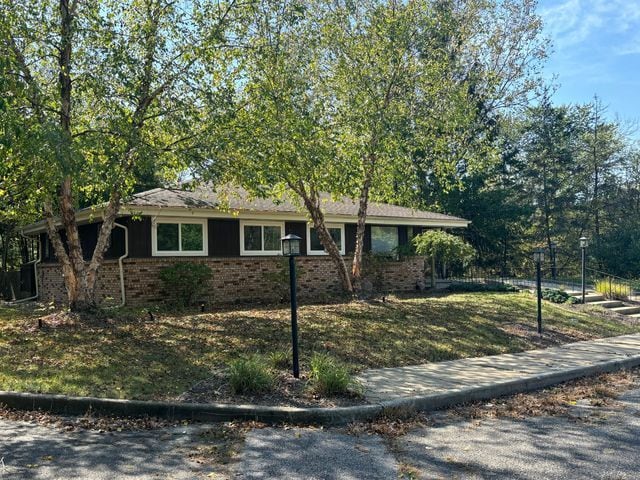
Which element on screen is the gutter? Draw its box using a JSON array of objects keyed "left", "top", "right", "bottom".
[
  {"left": 11, "top": 233, "right": 41, "bottom": 303},
  {"left": 113, "top": 222, "right": 129, "bottom": 307}
]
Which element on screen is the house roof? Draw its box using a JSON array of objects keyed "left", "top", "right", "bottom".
[
  {"left": 22, "top": 185, "right": 469, "bottom": 234},
  {"left": 126, "top": 186, "right": 467, "bottom": 223}
]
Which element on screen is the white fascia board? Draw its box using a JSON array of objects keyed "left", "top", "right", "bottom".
[
  {"left": 22, "top": 204, "right": 470, "bottom": 235},
  {"left": 127, "top": 206, "right": 470, "bottom": 227}
]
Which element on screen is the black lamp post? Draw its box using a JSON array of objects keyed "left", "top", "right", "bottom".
[
  {"left": 281, "top": 233, "right": 302, "bottom": 378},
  {"left": 550, "top": 242, "right": 557, "bottom": 282},
  {"left": 580, "top": 236, "right": 588, "bottom": 304},
  {"left": 533, "top": 248, "right": 545, "bottom": 334}
]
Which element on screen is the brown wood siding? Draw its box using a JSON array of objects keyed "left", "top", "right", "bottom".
[
  {"left": 79, "top": 223, "right": 98, "bottom": 260},
  {"left": 40, "top": 222, "right": 127, "bottom": 262},
  {"left": 285, "top": 221, "right": 307, "bottom": 256},
  {"left": 123, "top": 216, "right": 152, "bottom": 258},
  {"left": 398, "top": 225, "right": 408, "bottom": 246},
  {"left": 345, "top": 223, "right": 357, "bottom": 254},
  {"left": 364, "top": 224, "right": 372, "bottom": 253},
  {"left": 209, "top": 219, "right": 240, "bottom": 257},
  {"left": 345, "top": 223, "right": 371, "bottom": 253}
]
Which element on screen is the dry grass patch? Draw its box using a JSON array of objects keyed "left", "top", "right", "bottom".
[{"left": 0, "top": 292, "right": 637, "bottom": 401}]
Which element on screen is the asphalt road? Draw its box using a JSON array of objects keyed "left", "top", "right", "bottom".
[
  {"left": 1, "top": 388, "right": 639, "bottom": 479},
  {"left": 0, "top": 422, "right": 208, "bottom": 479},
  {"left": 395, "top": 390, "right": 640, "bottom": 479}
]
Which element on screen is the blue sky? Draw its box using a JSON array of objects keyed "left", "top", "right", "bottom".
[{"left": 537, "top": 0, "right": 640, "bottom": 130}]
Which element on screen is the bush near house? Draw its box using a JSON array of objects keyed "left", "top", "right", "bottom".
[{"left": 159, "top": 262, "right": 212, "bottom": 307}]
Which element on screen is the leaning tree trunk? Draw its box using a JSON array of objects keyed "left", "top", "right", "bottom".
[{"left": 292, "top": 183, "right": 354, "bottom": 294}]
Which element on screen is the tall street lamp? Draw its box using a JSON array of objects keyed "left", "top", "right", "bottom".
[
  {"left": 281, "top": 233, "right": 302, "bottom": 378},
  {"left": 580, "top": 236, "right": 588, "bottom": 304},
  {"left": 550, "top": 242, "right": 557, "bottom": 282},
  {"left": 533, "top": 248, "right": 545, "bottom": 335}
]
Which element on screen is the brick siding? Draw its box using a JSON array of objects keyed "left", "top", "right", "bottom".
[{"left": 38, "top": 255, "right": 428, "bottom": 306}]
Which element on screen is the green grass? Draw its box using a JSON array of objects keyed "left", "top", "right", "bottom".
[{"left": 0, "top": 292, "right": 637, "bottom": 400}]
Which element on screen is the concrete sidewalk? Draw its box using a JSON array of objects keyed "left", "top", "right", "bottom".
[{"left": 357, "top": 334, "right": 640, "bottom": 403}]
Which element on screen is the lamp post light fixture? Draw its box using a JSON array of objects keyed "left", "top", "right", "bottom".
[
  {"left": 580, "top": 236, "right": 588, "bottom": 304},
  {"left": 281, "top": 233, "right": 302, "bottom": 378},
  {"left": 550, "top": 242, "right": 557, "bottom": 281},
  {"left": 533, "top": 248, "right": 545, "bottom": 335}
]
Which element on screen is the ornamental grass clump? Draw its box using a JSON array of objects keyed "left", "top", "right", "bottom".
[
  {"left": 309, "top": 353, "right": 356, "bottom": 396},
  {"left": 594, "top": 278, "right": 631, "bottom": 301},
  {"left": 228, "top": 356, "right": 275, "bottom": 395},
  {"left": 267, "top": 349, "right": 291, "bottom": 370}
]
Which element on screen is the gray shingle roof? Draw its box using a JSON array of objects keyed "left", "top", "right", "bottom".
[{"left": 126, "top": 186, "right": 468, "bottom": 223}]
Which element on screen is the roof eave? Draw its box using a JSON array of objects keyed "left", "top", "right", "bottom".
[{"left": 22, "top": 203, "right": 470, "bottom": 234}]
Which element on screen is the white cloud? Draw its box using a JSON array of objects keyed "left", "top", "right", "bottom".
[{"left": 539, "top": 0, "right": 640, "bottom": 50}]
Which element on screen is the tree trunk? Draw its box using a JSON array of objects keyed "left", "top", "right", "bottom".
[
  {"left": 85, "top": 192, "right": 121, "bottom": 296},
  {"left": 351, "top": 157, "right": 374, "bottom": 292},
  {"left": 292, "top": 183, "right": 354, "bottom": 294}
]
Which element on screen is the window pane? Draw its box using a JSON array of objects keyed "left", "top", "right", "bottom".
[
  {"left": 371, "top": 226, "right": 398, "bottom": 253},
  {"left": 244, "top": 225, "right": 262, "bottom": 251},
  {"left": 157, "top": 223, "right": 179, "bottom": 251},
  {"left": 329, "top": 227, "right": 342, "bottom": 250},
  {"left": 181, "top": 223, "right": 203, "bottom": 251},
  {"left": 264, "top": 225, "right": 281, "bottom": 251},
  {"left": 310, "top": 227, "right": 342, "bottom": 252},
  {"left": 310, "top": 228, "right": 323, "bottom": 251}
]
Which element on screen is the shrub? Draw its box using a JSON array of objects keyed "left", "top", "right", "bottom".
[
  {"left": 158, "top": 262, "right": 212, "bottom": 308},
  {"left": 268, "top": 349, "right": 291, "bottom": 370},
  {"left": 541, "top": 288, "right": 577, "bottom": 304},
  {"left": 447, "top": 282, "right": 519, "bottom": 293},
  {"left": 594, "top": 278, "right": 631, "bottom": 300},
  {"left": 228, "top": 356, "right": 274, "bottom": 395},
  {"left": 309, "top": 353, "right": 355, "bottom": 396},
  {"left": 412, "top": 230, "right": 476, "bottom": 265}
]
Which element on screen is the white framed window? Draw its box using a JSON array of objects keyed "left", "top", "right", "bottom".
[
  {"left": 240, "top": 221, "right": 284, "bottom": 256},
  {"left": 151, "top": 218, "right": 208, "bottom": 256},
  {"left": 307, "top": 223, "right": 345, "bottom": 255},
  {"left": 371, "top": 225, "right": 399, "bottom": 254}
]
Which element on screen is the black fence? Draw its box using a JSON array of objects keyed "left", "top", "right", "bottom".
[{"left": 446, "top": 263, "right": 640, "bottom": 302}]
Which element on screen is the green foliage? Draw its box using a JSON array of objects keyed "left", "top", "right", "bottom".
[
  {"left": 228, "top": 356, "right": 275, "bottom": 395},
  {"left": 594, "top": 279, "right": 631, "bottom": 300},
  {"left": 158, "top": 262, "right": 212, "bottom": 308},
  {"left": 447, "top": 283, "right": 519, "bottom": 293},
  {"left": 309, "top": 353, "right": 356, "bottom": 396},
  {"left": 541, "top": 289, "right": 577, "bottom": 304},
  {"left": 267, "top": 350, "right": 291, "bottom": 370},
  {"left": 413, "top": 230, "right": 476, "bottom": 265},
  {"left": 262, "top": 258, "right": 305, "bottom": 301}
]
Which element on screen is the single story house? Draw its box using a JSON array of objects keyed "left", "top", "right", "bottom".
[{"left": 20, "top": 186, "right": 470, "bottom": 305}]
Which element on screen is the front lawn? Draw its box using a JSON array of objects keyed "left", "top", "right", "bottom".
[{"left": 0, "top": 292, "right": 637, "bottom": 401}]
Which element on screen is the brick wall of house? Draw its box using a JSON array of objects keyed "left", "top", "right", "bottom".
[{"left": 38, "top": 255, "right": 427, "bottom": 306}]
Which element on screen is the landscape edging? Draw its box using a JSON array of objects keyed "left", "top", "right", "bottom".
[{"left": 2, "top": 354, "right": 639, "bottom": 426}]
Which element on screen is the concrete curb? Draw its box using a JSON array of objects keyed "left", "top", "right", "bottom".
[{"left": 2, "top": 354, "right": 639, "bottom": 426}]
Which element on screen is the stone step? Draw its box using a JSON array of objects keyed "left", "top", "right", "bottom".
[
  {"left": 589, "top": 300, "right": 624, "bottom": 309},
  {"left": 566, "top": 289, "right": 596, "bottom": 295},
  {"left": 610, "top": 306, "right": 640, "bottom": 315},
  {"left": 566, "top": 292, "right": 605, "bottom": 302},
  {"left": 628, "top": 313, "right": 640, "bottom": 319}
]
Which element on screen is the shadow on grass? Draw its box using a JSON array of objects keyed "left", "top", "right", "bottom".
[{"left": 0, "top": 292, "right": 637, "bottom": 400}]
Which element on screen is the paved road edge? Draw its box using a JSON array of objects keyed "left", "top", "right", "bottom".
[{"left": 2, "top": 354, "right": 639, "bottom": 426}]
